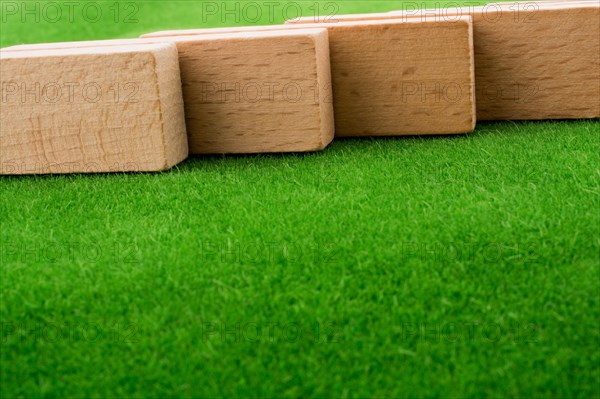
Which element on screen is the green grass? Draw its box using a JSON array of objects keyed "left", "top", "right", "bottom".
[{"left": 1, "top": 1, "right": 600, "bottom": 397}]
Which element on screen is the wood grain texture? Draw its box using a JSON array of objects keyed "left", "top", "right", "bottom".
[
  {"left": 316, "top": 18, "right": 475, "bottom": 136},
  {"left": 169, "top": 30, "right": 334, "bottom": 154},
  {"left": 6, "top": 30, "right": 335, "bottom": 154},
  {"left": 142, "top": 18, "right": 476, "bottom": 137},
  {"left": 0, "top": 43, "right": 188, "bottom": 175},
  {"left": 289, "top": 2, "right": 600, "bottom": 120}
]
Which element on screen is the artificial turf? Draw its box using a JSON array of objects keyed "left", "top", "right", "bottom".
[{"left": 1, "top": 1, "right": 599, "bottom": 397}]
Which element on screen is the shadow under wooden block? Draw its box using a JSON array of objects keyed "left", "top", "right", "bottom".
[
  {"left": 287, "top": 2, "right": 600, "bottom": 121},
  {"left": 142, "top": 18, "right": 476, "bottom": 138},
  {"left": 0, "top": 43, "right": 188, "bottom": 175}
]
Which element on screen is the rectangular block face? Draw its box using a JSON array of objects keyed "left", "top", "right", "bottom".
[
  {"left": 469, "top": 4, "right": 600, "bottom": 120},
  {"left": 321, "top": 18, "right": 475, "bottom": 136},
  {"left": 289, "top": 3, "right": 600, "bottom": 121},
  {"left": 171, "top": 30, "right": 334, "bottom": 154},
  {"left": 0, "top": 44, "right": 188, "bottom": 175},
  {"left": 142, "top": 19, "right": 476, "bottom": 137},
  {"left": 6, "top": 29, "right": 335, "bottom": 154}
]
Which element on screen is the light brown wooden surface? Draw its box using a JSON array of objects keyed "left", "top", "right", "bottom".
[
  {"left": 289, "top": 2, "right": 600, "bottom": 120},
  {"left": 0, "top": 43, "right": 188, "bottom": 175},
  {"left": 313, "top": 18, "right": 475, "bottom": 136},
  {"left": 142, "top": 18, "right": 476, "bottom": 137},
  {"left": 6, "top": 29, "right": 335, "bottom": 154},
  {"left": 168, "top": 30, "right": 334, "bottom": 153}
]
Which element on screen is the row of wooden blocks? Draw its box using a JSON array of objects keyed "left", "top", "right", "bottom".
[{"left": 1, "top": 1, "right": 598, "bottom": 174}]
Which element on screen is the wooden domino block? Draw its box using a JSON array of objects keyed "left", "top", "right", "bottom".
[
  {"left": 142, "top": 18, "right": 476, "bottom": 137},
  {"left": 0, "top": 43, "right": 188, "bottom": 175},
  {"left": 288, "top": 2, "right": 600, "bottom": 120},
  {"left": 309, "top": 18, "right": 475, "bottom": 136},
  {"left": 161, "top": 30, "right": 334, "bottom": 154},
  {"left": 6, "top": 29, "right": 335, "bottom": 154}
]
